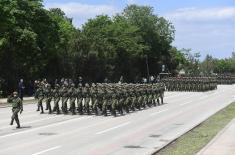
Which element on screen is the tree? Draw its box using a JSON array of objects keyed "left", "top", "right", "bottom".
[{"left": 122, "top": 5, "right": 175, "bottom": 75}]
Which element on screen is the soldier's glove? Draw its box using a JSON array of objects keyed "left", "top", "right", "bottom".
[{"left": 20, "top": 109, "right": 23, "bottom": 114}]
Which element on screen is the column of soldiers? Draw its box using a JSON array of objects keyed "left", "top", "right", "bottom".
[
  {"left": 34, "top": 80, "right": 165, "bottom": 117},
  {"left": 217, "top": 75, "right": 235, "bottom": 85},
  {"left": 163, "top": 77, "right": 218, "bottom": 92}
]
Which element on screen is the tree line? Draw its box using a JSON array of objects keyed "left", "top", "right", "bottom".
[
  {"left": 0, "top": 0, "right": 234, "bottom": 95},
  {"left": 0, "top": 0, "right": 183, "bottom": 93}
]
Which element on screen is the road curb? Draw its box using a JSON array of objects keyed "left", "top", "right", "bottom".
[
  {"left": 150, "top": 100, "right": 235, "bottom": 155},
  {"left": 196, "top": 119, "right": 235, "bottom": 155}
]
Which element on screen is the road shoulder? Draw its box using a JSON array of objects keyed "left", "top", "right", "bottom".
[{"left": 154, "top": 101, "right": 235, "bottom": 155}]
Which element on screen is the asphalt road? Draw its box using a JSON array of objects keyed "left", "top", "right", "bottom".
[{"left": 0, "top": 85, "right": 235, "bottom": 155}]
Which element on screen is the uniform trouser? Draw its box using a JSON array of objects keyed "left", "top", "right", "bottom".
[
  {"left": 138, "top": 96, "right": 145, "bottom": 108},
  {"left": 160, "top": 93, "right": 164, "bottom": 104},
  {"left": 123, "top": 97, "right": 129, "bottom": 113},
  {"left": 102, "top": 99, "right": 107, "bottom": 116},
  {"left": 84, "top": 97, "right": 90, "bottom": 114},
  {"left": 154, "top": 94, "right": 160, "bottom": 105},
  {"left": 77, "top": 97, "right": 83, "bottom": 114},
  {"left": 46, "top": 98, "right": 52, "bottom": 113},
  {"left": 131, "top": 97, "right": 136, "bottom": 110},
  {"left": 53, "top": 98, "right": 60, "bottom": 114},
  {"left": 11, "top": 108, "right": 20, "bottom": 127},
  {"left": 111, "top": 99, "right": 117, "bottom": 116},
  {"left": 38, "top": 97, "right": 44, "bottom": 113},
  {"left": 70, "top": 98, "right": 76, "bottom": 114},
  {"left": 148, "top": 95, "right": 154, "bottom": 106},
  {"left": 62, "top": 97, "right": 68, "bottom": 113},
  {"left": 118, "top": 99, "right": 124, "bottom": 114},
  {"left": 92, "top": 99, "right": 99, "bottom": 115}
]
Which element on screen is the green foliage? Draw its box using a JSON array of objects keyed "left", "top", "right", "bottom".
[
  {"left": 200, "top": 52, "right": 235, "bottom": 74},
  {"left": 0, "top": 3, "right": 184, "bottom": 93}
]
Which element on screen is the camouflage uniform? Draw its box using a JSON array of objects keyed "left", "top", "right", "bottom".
[{"left": 8, "top": 92, "right": 23, "bottom": 128}]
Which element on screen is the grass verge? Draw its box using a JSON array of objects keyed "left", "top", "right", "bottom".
[{"left": 155, "top": 102, "right": 235, "bottom": 155}]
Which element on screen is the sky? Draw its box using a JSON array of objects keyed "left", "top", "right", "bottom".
[{"left": 43, "top": 0, "right": 235, "bottom": 60}]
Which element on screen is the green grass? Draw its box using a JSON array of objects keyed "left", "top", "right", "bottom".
[{"left": 155, "top": 102, "right": 235, "bottom": 155}]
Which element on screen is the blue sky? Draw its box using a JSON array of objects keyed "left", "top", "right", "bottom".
[{"left": 43, "top": 0, "right": 235, "bottom": 59}]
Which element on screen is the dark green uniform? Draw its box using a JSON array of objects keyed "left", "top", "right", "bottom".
[
  {"left": 52, "top": 85, "right": 60, "bottom": 114},
  {"left": 8, "top": 93, "right": 23, "bottom": 128}
]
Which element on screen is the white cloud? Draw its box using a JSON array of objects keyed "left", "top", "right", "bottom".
[
  {"left": 45, "top": 2, "right": 119, "bottom": 27},
  {"left": 166, "top": 7, "right": 235, "bottom": 22},
  {"left": 127, "top": 0, "right": 136, "bottom": 5},
  {"left": 162, "top": 7, "right": 235, "bottom": 59}
]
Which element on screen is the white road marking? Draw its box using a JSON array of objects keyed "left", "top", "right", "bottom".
[
  {"left": 31, "top": 146, "right": 61, "bottom": 155},
  {"left": 180, "top": 101, "right": 192, "bottom": 106},
  {"left": 0, "top": 116, "right": 92, "bottom": 139},
  {"left": 150, "top": 109, "right": 168, "bottom": 116},
  {"left": 96, "top": 122, "right": 130, "bottom": 135}
]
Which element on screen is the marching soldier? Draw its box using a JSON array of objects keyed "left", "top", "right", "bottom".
[
  {"left": 52, "top": 84, "right": 61, "bottom": 114},
  {"left": 35, "top": 82, "right": 45, "bottom": 114},
  {"left": 61, "top": 84, "right": 69, "bottom": 114},
  {"left": 44, "top": 84, "right": 53, "bottom": 114},
  {"left": 8, "top": 92, "right": 23, "bottom": 128},
  {"left": 68, "top": 83, "right": 76, "bottom": 115},
  {"left": 77, "top": 83, "right": 83, "bottom": 115}
]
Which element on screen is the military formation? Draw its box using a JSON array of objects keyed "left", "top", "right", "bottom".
[
  {"left": 163, "top": 77, "right": 218, "bottom": 92},
  {"left": 217, "top": 75, "right": 235, "bottom": 85},
  {"left": 34, "top": 80, "right": 165, "bottom": 116}
]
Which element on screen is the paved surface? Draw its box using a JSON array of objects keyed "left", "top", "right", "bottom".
[
  {"left": 0, "top": 85, "right": 235, "bottom": 155},
  {"left": 198, "top": 118, "right": 235, "bottom": 155}
]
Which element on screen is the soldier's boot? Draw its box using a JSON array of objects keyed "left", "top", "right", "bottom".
[
  {"left": 15, "top": 118, "right": 20, "bottom": 129},
  {"left": 157, "top": 99, "right": 160, "bottom": 105},
  {"left": 102, "top": 108, "right": 107, "bottom": 116},
  {"left": 63, "top": 104, "right": 68, "bottom": 114},
  {"left": 52, "top": 106, "right": 56, "bottom": 112},
  {"left": 71, "top": 108, "right": 76, "bottom": 115},
  {"left": 93, "top": 104, "right": 98, "bottom": 115},
  {"left": 119, "top": 108, "right": 124, "bottom": 115},
  {"left": 85, "top": 104, "right": 90, "bottom": 115},
  {"left": 111, "top": 108, "right": 116, "bottom": 117},
  {"left": 10, "top": 118, "right": 14, "bottom": 125},
  {"left": 56, "top": 109, "right": 60, "bottom": 115},
  {"left": 142, "top": 101, "right": 146, "bottom": 108},
  {"left": 111, "top": 103, "right": 116, "bottom": 117},
  {"left": 137, "top": 102, "right": 141, "bottom": 110},
  {"left": 40, "top": 105, "right": 44, "bottom": 114},
  {"left": 102, "top": 106, "right": 107, "bottom": 116},
  {"left": 78, "top": 107, "right": 83, "bottom": 115},
  {"left": 131, "top": 102, "right": 135, "bottom": 111},
  {"left": 153, "top": 100, "right": 157, "bottom": 106},
  {"left": 161, "top": 97, "right": 164, "bottom": 104},
  {"left": 95, "top": 108, "right": 98, "bottom": 115},
  {"left": 45, "top": 102, "right": 48, "bottom": 110},
  {"left": 124, "top": 104, "right": 129, "bottom": 113},
  {"left": 102, "top": 102, "right": 107, "bottom": 116},
  {"left": 48, "top": 104, "right": 52, "bottom": 114}
]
